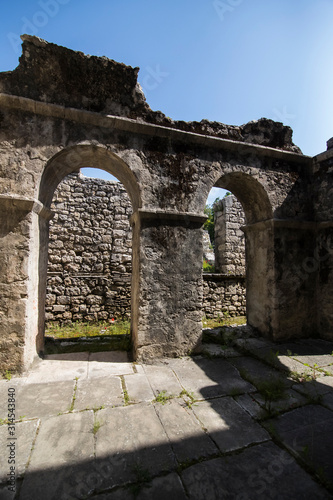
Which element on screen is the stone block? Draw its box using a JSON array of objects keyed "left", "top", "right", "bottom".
[{"left": 181, "top": 441, "right": 330, "bottom": 499}]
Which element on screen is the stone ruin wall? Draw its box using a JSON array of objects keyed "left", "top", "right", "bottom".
[
  {"left": 202, "top": 195, "right": 246, "bottom": 319},
  {"left": 202, "top": 275, "right": 246, "bottom": 319},
  {"left": 46, "top": 178, "right": 247, "bottom": 323},
  {"left": 46, "top": 173, "right": 132, "bottom": 324},
  {"left": 214, "top": 195, "right": 246, "bottom": 275}
]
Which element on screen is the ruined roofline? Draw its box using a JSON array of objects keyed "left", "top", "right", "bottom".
[
  {"left": 0, "top": 34, "right": 301, "bottom": 153},
  {"left": 0, "top": 92, "right": 310, "bottom": 166}
]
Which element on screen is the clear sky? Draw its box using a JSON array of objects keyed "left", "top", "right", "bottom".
[{"left": 1, "top": 0, "right": 332, "bottom": 205}]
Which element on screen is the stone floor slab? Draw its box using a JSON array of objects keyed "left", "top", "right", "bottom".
[
  {"left": 2, "top": 345, "right": 333, "bottom": 499},
  {"left": 75, "top": 376, "right": 124, "bottom": 411},
  {"left": 192, "top": 396, "right": 269, "bottom": 453},
  {"left": 143, "top": 364, "right": 183, "bottom": 397},
  {"left": 94, "top": 404, "right": 176, "bottom": 491},
  {"left": 154, "top": 399, "right": 218, "bottom": 462},
  {"left": 19, "top": 411, "right": 95, "bottom": 500},
  {"left": 234, "top": 393, "right": 269, "bottom": 420},
  {"left": 0, "top": 485, "right": 16, "bottom": 500},
  {"left": 181, "top": 441, "right": 331, "bottom": 499},
  {"left": 87, "top": 360, "right": 134, "bottom": 379},
  {"left": 16, "top": 380, "right": 75, "bottom": 419},
  {"left": 168, "top": 357, "right": 254, "bottom": 400},
  {"left": 252, "top": 388, "right": 308, "bottom": 414},
  {"left": 234, "top": 337, "right": 275, "bottom": 351},
  {"left": 321, "top": 364, "right": 333, "bottom": 375},
  {"left": 322, "top": 393, "right": 333, "bottom": 411},
  {"left": 266, "top": 404, "right": 333, "bottom": 489},
  {"left": 201, "top": 343, "right": 241, "bottom": 358},
  {"left": 292, "top": 354, "right": 333, "bottom": 369},
  {"left": 231, "top": 355, "right": 293, "bottom": 389},
  {"left": 124, "top": 374, "right": 155, "bottom": 403},
  {"left": 89, "top": 352, "right": 129, "bottom": 363},
  {"left": 0, "top": 380, "right": 26, "bottom": 422},
  {"left": 277, "top": 354, "right": 315, "bottom": 375},
  {"left": 89, "top": 472, "right": 187, "bottom": 500},
  {"left": 292, "top": 376, "right": 333, "bottom": 399},
  {"left": 25, "top": 359, "right": 88, "bottom": 383},
  {"left": 0, "top": 419, "right": 39, "bottom": 483},
  {"left": 44, "top": 352, "right": 90, "bottom": 361},
  {"left": 276, "top": 341, "right": 329, "bottom": 356}
]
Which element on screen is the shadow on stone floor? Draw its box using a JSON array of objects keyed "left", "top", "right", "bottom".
[
  {"left": 1, "top": 412, "right": 330, "bottom": 500},
  {"left": 1, "top": 332, "right": 333, "bottom": 499},
  {"left": 196, "top": 330, "right": 333, "bottom": 495}
]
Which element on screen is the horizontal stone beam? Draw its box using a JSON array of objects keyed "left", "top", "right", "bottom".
[
  {"left": 130, "top": 209, "right": 207, "bottom": 227},
  {"left": 0, "top": 194, "right": 54, "bottom": 220},
  {"left": 0, "top": 92, "right": 312, "bottom": 165},
  {"left": 242, "top": 218, "right": 333, "bottom": 233}
]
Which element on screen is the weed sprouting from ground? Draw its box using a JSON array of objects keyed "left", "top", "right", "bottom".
[
  {"left": 202, "top": 316, "right": 246, "bottom": 329},
  {"left": 120, "top": 376, "right": 130, "bottom": 405},
  {"left": 255, "top": 377, "right": 287, "bottom": 413},
  {"left": 153, "top": 390, "right": 174, "bottom": 405},
  {"left": 92, "top": 419, "right": 102, "bottom": 435},
  {"left": 179, "top": 389, "right": 196, "bottom": 408}
]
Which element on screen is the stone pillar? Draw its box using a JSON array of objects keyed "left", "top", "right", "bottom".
[
  {"left": 271, "top": 222, "right": 318, "bottom": 340},
  {"left": 243, "top": 220, "right": 275, "bottom": 336},
  {"left": 214, "top": 195, "right": 246, "bottom": 275},
  {"left": 245, "top": 219, "right": 318, "bottom": 340},
  {"left": 317, "top": 225, "right": 333, "bottom": 340},
  {"left": 0, "top": 195, "right": 53, "bottom": 373},
  {"left": 130, "top": 210, "right": 206, "bottom": 361}
]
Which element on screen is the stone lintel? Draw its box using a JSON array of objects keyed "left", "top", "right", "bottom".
[
  {"left": 242, "top": 218, "right": 320, "bottom": 233},
  {"left": 203, "top": 273, "right": 246, "bottom": 282},
  {"left": 0, "top": 194, "right": 54, "bottom": 220},
  {"left": 130, "top": 209, "right": 207, "bottom": 228},
  {"left": 0, "top": 93, "right": 312, "bottom": 165}
]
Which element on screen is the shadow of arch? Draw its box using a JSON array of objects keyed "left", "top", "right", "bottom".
[
  {"left": 213, "top": 171, "right": 273, "bottom": 225},
  {"left": 39, "top": 144, "right": 142, "bottom": 211},
  {"left": 36, "top": 144, "right": 142, "bottom": 357}
]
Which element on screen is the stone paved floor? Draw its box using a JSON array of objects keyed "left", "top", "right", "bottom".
[{"left": 1, "top": 330, "right": 333, "bottom": 499}]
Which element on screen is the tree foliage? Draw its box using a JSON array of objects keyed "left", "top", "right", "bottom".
[{"left": 204, "top": 193, "right": 231, "bottom": 245}]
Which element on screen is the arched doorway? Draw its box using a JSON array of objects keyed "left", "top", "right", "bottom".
[
  {"left": 36, "top": 145, "right": 142, "bottom": 357},
  {"left": 202, "top": 190, "right": 247, "bottom": 327},
  {"left": 44, "top": 169, "right": 133, "bottom": 353},
  {"left": 200, "top": 171, "right": 274, "bottom": 335}
]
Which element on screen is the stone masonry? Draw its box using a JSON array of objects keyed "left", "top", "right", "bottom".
[
  {"left": 46, "top": 172, "right": 132, "bottom": 324},
  {"left": 203, "top": 275, "right": 246, "bottom": 319},
  {"left": 1, "top": 35, "right": 333, "bottom": 373},
  {"left": 46, "top": 179, "right": 247, "bottom": 323},
  {"left": 214, "top": 195, "right": 246, "bottom": 275}
]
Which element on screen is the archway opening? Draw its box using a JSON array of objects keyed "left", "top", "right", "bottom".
[
  {"left": 201, "top": 171, "right": 273, "bottom": 335},
  {"left": 44, "top": 168, "right": 133, "bottom": 354},
  {"left": 37, "top": 145, "right": 141, "bottom": 358},
  {"left": 202, "top": 187, "right": 247, "bottom": 330}
]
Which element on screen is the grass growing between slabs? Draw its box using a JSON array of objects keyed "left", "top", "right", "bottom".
[
  {"left": 46, "top": 320, "right": 130, "bottom": 338},
  {"left": 203, "top": 315, "right": 246, "bottom": 329},
  {"left": 44, "top": 320, "right": 131, "bottom": 354}
]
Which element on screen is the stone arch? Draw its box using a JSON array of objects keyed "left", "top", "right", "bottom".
[
  {"left": 39, "top": 144, "right": 142, "bottom": 211},
  {"left": 213, "top": 171, "right": 273, "bottom": 225},
  {"left": 203, "top": 170, "right": 274, "bottom": 334},
  {"left": 35, "top": 144, "right": 142, "bottom": 356}
]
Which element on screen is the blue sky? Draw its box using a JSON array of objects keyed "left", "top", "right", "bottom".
[{"left": 1, "top": 0, "right": 332, "bottom": 205}]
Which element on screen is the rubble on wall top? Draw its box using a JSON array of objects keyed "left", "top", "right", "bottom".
[{"left": 0, "top": 35, "right": 301, "bottom": 153}]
